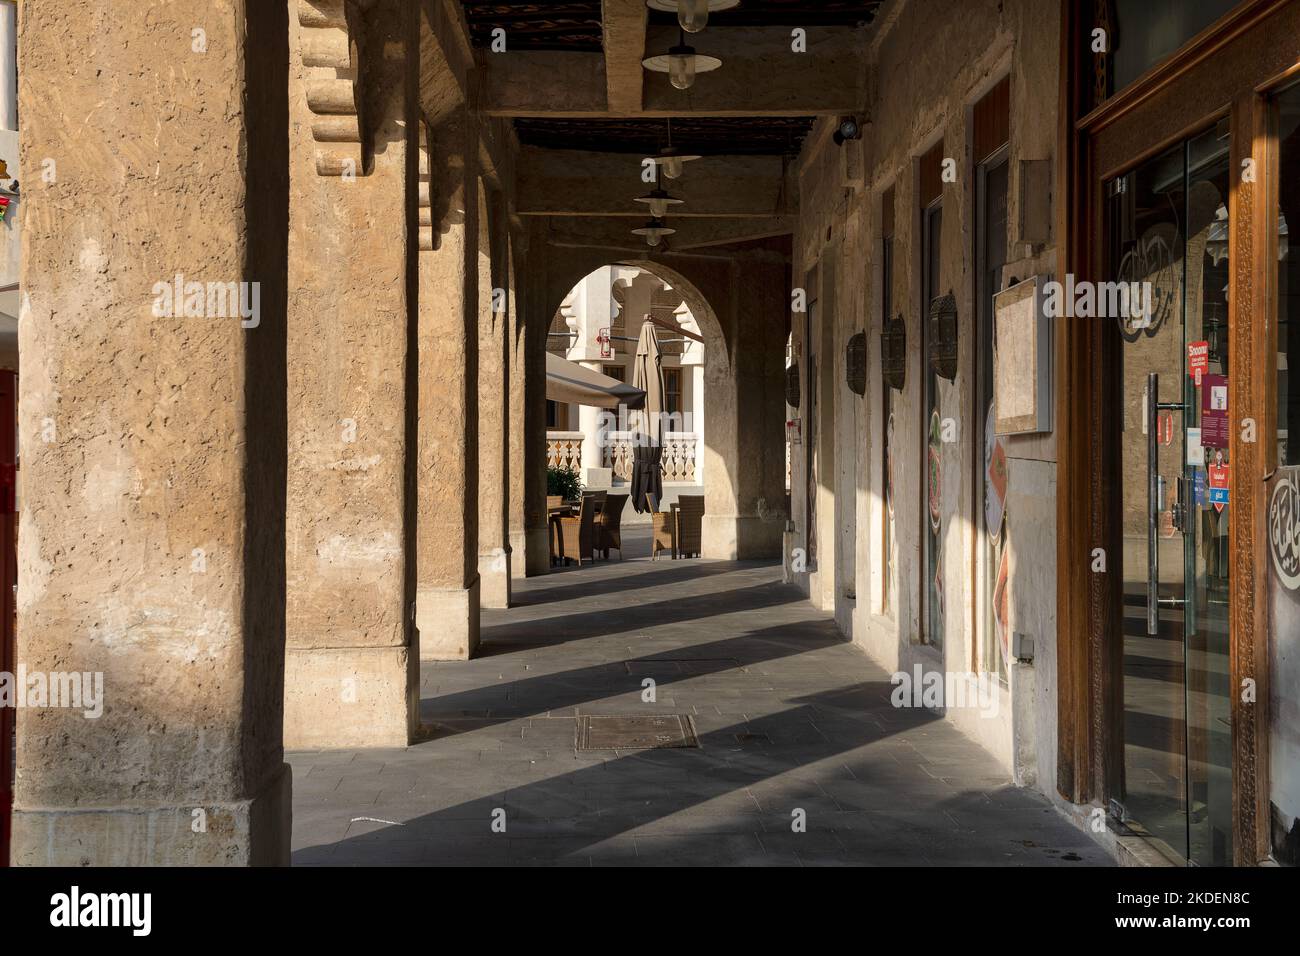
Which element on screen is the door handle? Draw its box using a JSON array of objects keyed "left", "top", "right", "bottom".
[
  {"left": 1147, "top": 372, "right": 1159, "bottom": 636},
  {"left": 1146, "top": 372, "right": 1188, "bottom": 637}
]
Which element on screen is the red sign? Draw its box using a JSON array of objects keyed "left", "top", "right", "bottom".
[
  {"left": 1187, "top": 341, "right": 1209, "bottom": 386},
  {"left": 1208, "top": 458, "right": 1230, "bottom": 515},
  {"left": 1160, "top": 411, "right": 1175, "bottom": 447}
]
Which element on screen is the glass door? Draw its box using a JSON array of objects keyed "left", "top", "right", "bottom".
[{"left": 1107, "top": 120, "right": 1234, "bottom": 865}]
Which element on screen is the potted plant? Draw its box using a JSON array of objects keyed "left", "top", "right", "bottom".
[{"left": 547, "top": 467, "right": 583, "bottom": 502}]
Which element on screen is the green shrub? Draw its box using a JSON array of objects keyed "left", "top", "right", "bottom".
[{"left": 547, "top": 466, "right": 583, "bottom": 500}]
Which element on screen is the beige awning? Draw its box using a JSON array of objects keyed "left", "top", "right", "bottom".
[{"left": 546, "top": 352, "right": 646, "bottom": 409}]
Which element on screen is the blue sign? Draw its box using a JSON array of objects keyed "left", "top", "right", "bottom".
[{"left": 1209, "top": 487, "right": 1229, "bottom": 505}]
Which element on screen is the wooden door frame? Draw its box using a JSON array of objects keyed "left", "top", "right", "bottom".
[{"left": 1056, "top": 0, "right": 1296, "bottom": 865}]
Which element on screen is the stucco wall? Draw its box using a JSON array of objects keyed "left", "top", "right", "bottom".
[{"left": 789, "top": 0, "right": 1063, "bottom": 792}]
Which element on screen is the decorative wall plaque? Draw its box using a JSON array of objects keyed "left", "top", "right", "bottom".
[
  {"left": 845, "top": 331, "right": 867, "bottom": 396},
  {"left": 928, "top": 291, "right": 959, "bottom": 381},
  {"left": 785, "top": 362, "right": 801, "bottom": 408},
  {"left": 881, "top": 315, "right": 906, "bottom": 391}
]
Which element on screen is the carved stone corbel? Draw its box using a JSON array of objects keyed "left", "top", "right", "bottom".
[{"left": 297, "top": 0, "right": 365, "bottom": 177}]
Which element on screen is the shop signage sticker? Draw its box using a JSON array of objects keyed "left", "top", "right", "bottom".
[
  {"left": 1201, "top": 373, "right": 1229, "bottom": 448},
  {"left": 1186, "top": 427, "right": 1203, "bottom": 466},
  {"left": 1187, "top": 340, "right": 1209, "bottom": 386},
  {"left": 1208, "top": 453, "right": 1230, "bottom": 513}
]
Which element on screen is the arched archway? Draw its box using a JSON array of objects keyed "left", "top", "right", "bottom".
[
  {"left": 526, "top": 248, "right": 787, "bottom": 566},
  {"left": 543, "top": 263, "right": 723, "bottom": 540}
]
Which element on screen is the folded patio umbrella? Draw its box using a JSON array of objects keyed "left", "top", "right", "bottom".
[{"left": 629, "top": 320, "right": 666, "bottom": 513}]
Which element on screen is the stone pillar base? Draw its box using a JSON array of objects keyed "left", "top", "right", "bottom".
[
  {"left": 284, "top": 645, "right": 417, "bottom": 749},
  {"left": 703, "top": 514, "right": 785, "bottom": 560},
  {"left": 417, "top": 579, "right": 480, "bottom": 660},
  {"left": 524, "top": 526, "right": 551, "bottom": 576},
  {"left": 509, "top": 530, "right": 529, "bottom": 579},
  {"left": 11, "top": 763, "right": 292, "bottom": 866},
  {"left": 479, "top": 551, "right": 512, "bottom": 608}
]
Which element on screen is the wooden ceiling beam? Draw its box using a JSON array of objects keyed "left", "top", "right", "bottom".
[
  {"left": 482, "top": 25, "right": 865, "bottom": 117},
  {"left": 516, "top": 147, "right": 794, "bottom": 218},
  {"left": 602, "top": 0, "right": 648, "bottom": 113}
]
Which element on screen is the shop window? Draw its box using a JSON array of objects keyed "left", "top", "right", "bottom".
[
  {"left": 1105, "top": 0, "right": 1245, "bottom": 96},
  {"left": 1268, "top": 81, "right": 1300, "bottom": 866}
]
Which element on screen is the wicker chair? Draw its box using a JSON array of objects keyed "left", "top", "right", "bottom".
[
  {"left": 674, "top": 495, "right": 705, "bottom": 558},
  {"left": 651, "top": 509, "right": 676, "bottom": 560},
  {"left": 546, "top": 496, "right": 565, "bottom": 564},
  {"left": 555, "top": 492, "right": 602, "bottom": 567},
  {"left": 651, "top": 495, "right": 706, "bottom": 560},
  {"left": 581, "top": 489, "right": 607, "bottom": 537},
  {"left": 596, "top": 493, "right": 628, "bottom": 560}
]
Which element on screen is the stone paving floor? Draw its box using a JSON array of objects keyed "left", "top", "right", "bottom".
[{"left": 289, "top": 529, "right": 1113, "bottom": 866}]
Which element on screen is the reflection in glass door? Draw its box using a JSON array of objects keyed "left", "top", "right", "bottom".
[
  {"left": 1107, "top": 120, "right": 1233, "bottom": 865},
  {"left": 1268, "top": 82, "right": 1300, "bottom": 867}
]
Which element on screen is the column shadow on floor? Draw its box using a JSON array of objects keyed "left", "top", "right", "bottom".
[
  {"left": 294, "top": 673, "right": 1106, "bottom": 865},
  {"left": 292, "top": 547, "right": 1109, "bottom": 865},
  {"left": 475, "top": 578, "right": 804, "bottom": 653},
  {"left": 510, "top": 558, "right": 754, "bottom": 608},
  {"left": 423, "top": 618, "right": 844, "bottom": 730}
]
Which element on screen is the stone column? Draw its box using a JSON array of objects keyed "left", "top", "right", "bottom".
[
  {"left": 578, "top": 365, "right": 605, "bottom": 476},
  {"left": 283, "top": 0, "right": 418, "bottom": 748},
  {"left": 478, "top": 185, "right": 512, "bottom": 607},
  {"left": 416, "top": 109, "right": 481, "bottom": 660},
  {"left": 522, "top": 220, "right": 552, "bottom": 575},
  {"left": 12, "top": 0, "right": 290, "bottom": 864},
  {"left": 691, "top": 364, "right": 706, "bottom": 481},
  {"left": 702, "top": 254, "right": 787, "bottom": 560},
  {"left": 679, "top": 300, "right": 706, "bottom": 485},
  {"left": 508, "top": 232, "right": 529, "bottom": 578},
  {"left": 576, "top": 267, "right": 615, "bottom": 483}
]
